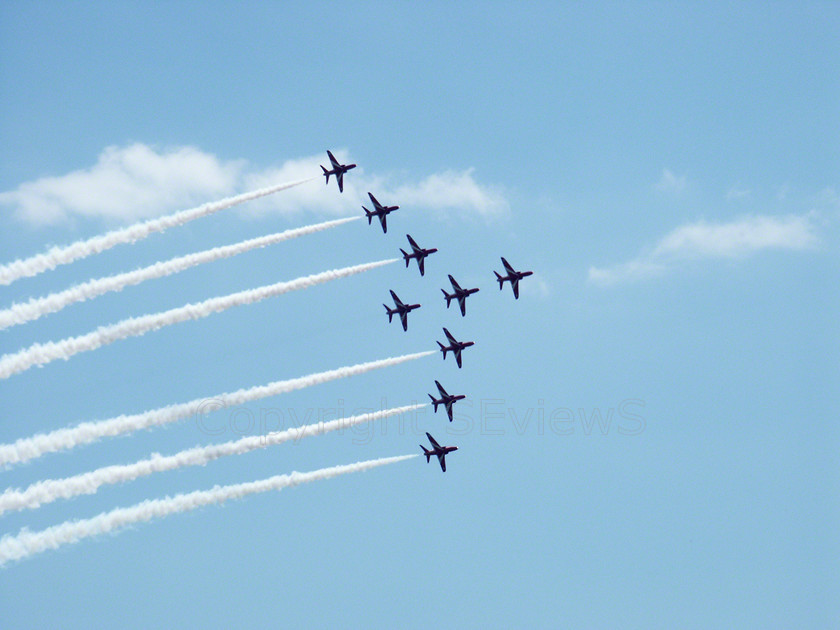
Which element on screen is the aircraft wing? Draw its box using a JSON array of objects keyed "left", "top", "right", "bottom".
[
  {"left": 327, "top": 150, "right": 340, "bottom": 168},
  {"left": 502, "top": 257, "right": 516, "bottom": 275},
  {"left": 406, "top": 234, "right": 420, "bottom": 251},
  {"left": 458, "top": 296, "right": 467, "bottom": 317},
  {"left": 390, "top": 290, "right": 404, "bottom": 308},
  {"left": 443, "top": 328, "right": 457, "bottom": 344},
  {"left": 448, "top": 275, "right": 462, "bottom": 291},
  {"left": 512, "top": 278, "right": 520, "bottom": 299},
  {"left": 337, "top": 172, "right": 345, "bottom": 193},
  {"left": 435, "top": 380, "right": 448, "bottom": 397},
  {"left": 379, "top": 213, "right": 387, "bottom": 233},
  {"left": 368, "top": 192, "right": 382, "bottom": 210},
  {"left": 438, "top": 453, "right": 447, "bottom": 472},
  {"left": 418, "top": 257, "right": 425, "bottom": 276},
  {"left": 445, "top": 402, "right": 454, "bottom": 422},
  {"left": 426, "top": 432, "right": 441, "bottom": 449},
  {"left": 399, "top": 311, "right": 409, "bottom": 331},
  {"left": 455, "top": 350, "right": 463, "bottom": 368}
]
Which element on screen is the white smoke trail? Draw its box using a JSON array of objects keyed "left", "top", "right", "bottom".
[
  {"left": 0, "top": 351, "right": 434, "bottom": 466},
  {"left": 0, "top": 404, "right": 425, "bottom": 514},
  {"left": 0, "top": 258, "right": 397, "bottom": 379},
  {"left": 0, "top": 216, "right": 360, "bottom": 330},
  {"left": 0, "top": 177, "right": 314, "bottom": 286},
  {"left": 0, "top": 454, "right": 417, "bottom": 566}
]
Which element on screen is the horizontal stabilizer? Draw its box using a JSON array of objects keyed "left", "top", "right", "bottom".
[{"left": 494, "top": 271, "right": 504, "bottom": 289}]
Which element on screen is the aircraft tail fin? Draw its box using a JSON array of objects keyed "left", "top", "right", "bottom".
[
  {"left": 428, "top": 394, "right": 439, "bottom": 411},
  {"left": 321, "top": 165, "right": 330, "bottom": 183},
  {"left": 494, "top": 271, "right": 504, "bottom": 289},
  {"left": 383, "top": 305, "right": 394, "bottom": 322},
  {"left": 420, "top": 445, "right": 432, "bottom": 462},
  {"left": 437, "top": 341, "right": 447, "bottom": 359},
  {"left": 442, "top": 289, "right": 453, "bottom": 307},
  {"left": 400, "top": 249, "right": 410, "bottom": 266},
  {"left": 363, "top": 207, "right": 373, "bottom": 224}
]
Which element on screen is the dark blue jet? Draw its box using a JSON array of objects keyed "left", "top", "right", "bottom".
[
  {"left": 442, "top": 274, "right": 480, "bottom": 316},
  {"left": 384, "top": 290, "right": 420, "bottom": 332},
  {"left": 400, "top": 234, "right": 438, "bottom": 276},
  {"left": 420, "top": 432, "right": 458, "bottom": 472},
  {"left": 437, "top": 327, "right": 475, "bottom": 369},
  {"left": 320, "top": 150, "right": 356, "bottom": 193},
  {"left": 428, "top": 380, "right": 466, "bottom": 422},
  {"left": 363, "top": 192, "right": 399, "bottom": 233},
  {"left": 494, "top": 257, "right": 533, "bottom": 299}
]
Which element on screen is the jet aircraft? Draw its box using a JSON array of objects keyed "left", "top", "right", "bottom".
[
  {"left": 420, "top": 432, "right": 458, "bottom": 472},
  {"left": 428, "top": 380, "right": 466, "bottom": 422},
  {"left": 320, "top": 150, "right": 356, "bottom": 193},
  {"left": 400, "top": 234, "right": 438, "bottom": 276},
  {"left": 437, "top": 327, "right": 475, "bottom": 368},
  {"left": 493, "top": 257, "right": 534, "bottom": 299},
  {"left": 442, "top": 275, "right": 480, "bottom": 316},
  {"left": 362, "top": 192, "right": 399, "bottom": 233},
  {"left": 383, "top": 290, "right": 420, "bottom": 331}
]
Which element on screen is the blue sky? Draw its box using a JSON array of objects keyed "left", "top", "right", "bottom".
[{"left": 1, "top": 2, "right": 838, "bottom": 627}]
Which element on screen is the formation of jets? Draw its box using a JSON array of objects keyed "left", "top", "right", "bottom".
[{"left": 321, "top": 150, "right": 533, "bottom": 472}]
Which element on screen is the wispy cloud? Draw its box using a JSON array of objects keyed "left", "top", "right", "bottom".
[
  {"left": 233, "top": 154, "right": 508, "bottom": 221},
  {"left": 588, "top": 260, "right": 667, "bottom": 285},
  {"left": 815, "top": 186, "right": 839, "bottom": 209},
  {"left": 589, "top": 214, "right": 818, "bottom": 285},
  {"left": 654, "top": 169, "right": 687, "bottom": 195},
  {"left": 651, "top": 215, "right": 816, "bottom": 258},
  {"left": 1, "top": 145, "right": 507, "bottom": 225},
  {"left": 389, "top": 168, "right": 508, "bottom": 220},
  {"left": 0, "top": 144, "right": 243, "bottom": 226},
  {"left": 519, "top": 273, "right": 552, "bottom": 299},
  {"left": 726, "top": 186, "right": 751, "bottom": 201},
  {"left": 0, "top": 177, "right": 312, "bottom": 286}
]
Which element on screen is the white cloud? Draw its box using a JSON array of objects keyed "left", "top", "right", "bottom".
[
  {"left": 588, "top": 260, "right": 666, "bottom": 285},
  {"left": 654, "top": 169, "right": 687, "bottom": 195},
  {"left": 726, "top": 186, "right": 751, "bottom": 201},
  {"left": 589, "top": 214, "right": 818, "bottom": 285},
  {"left": 815, "top": 186, "right": 839, "bottom": 209},
  {"left": 243, "top": 157, "right": 507, "bottom": 221},
  {"left": 0, "top": 144, "right": 244, "bottom": 226},
  {"left": 389, "top": 169, "right": 508, "bottom": 220},
  {"left": 518, "top": 273, "right": 552, "bottom": 299},
  {"left": 240, "top": 150, "right": 371, "bottom": 218},
  {"left": 651, "top": 215, "right": 816, "bottom": 259},
  {"left": 1, "top": 144, "right": 507, "bottom": 226}
]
